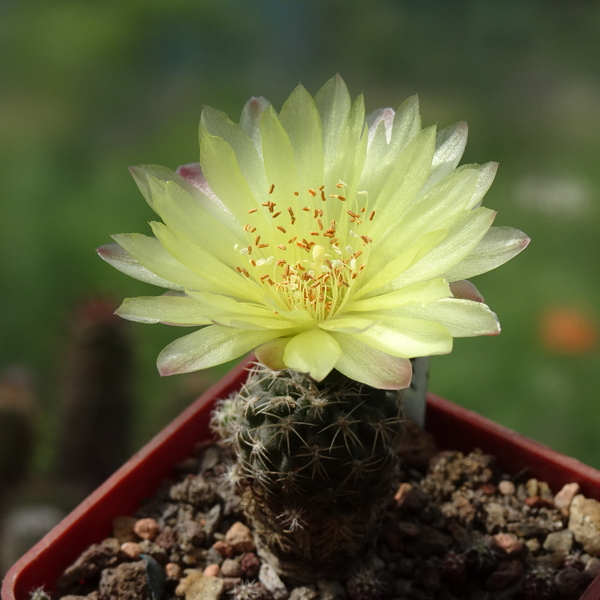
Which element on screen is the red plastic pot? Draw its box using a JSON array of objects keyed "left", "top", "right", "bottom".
[{"left": 4, "top": 356, "right": 600, "bottom": 600}]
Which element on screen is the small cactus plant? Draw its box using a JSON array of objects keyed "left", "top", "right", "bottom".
[
  {"left": 212, "top": 363, "right": 403, "bottom": 579},
  {"left": 101, "top": 75, "right": 528, "bottom": 583}
]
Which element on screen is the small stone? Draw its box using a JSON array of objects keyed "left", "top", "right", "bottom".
[
  {"left": 177, "top": 571, "right": 226, "bottom": 600},
  {"left": 155, "top": 526, "right": 177, "bottom": 551},
  {"left": 569, "top": 495, "right": 600, "bottom": 556},
  {"left": 213, "top": 540, "right": 235, "bottom": 558},
  {"left": 538, "top": 480, "right": 554, "bottom": 502},
  {"left": 397, "top": 521, "right": 421, "bottom": 536},
  {"left": 58, "top": 538, "right": 121, "bottom": 587},
  {"left": 204, "top": 563, "right": 220, "bottom": 577},
  {"left": 480, "top": 483, "right": 496, "bottom": 495},
  {"left": 240, "top": 552, "right": 261, "bottom": 578},
  {"left": 526, "top": 479, "right": 539, "bottom": 497},
  {"left": 113, "top": 516, "right": 139, "bottom": 543},
  {"left": 204, "top": 504, "right": 222, "bottom": 540},
  {"left": 554, "top": 482, "right": 580, "bottom": 517},
  {"left": 165, "top": 562, "right": 182, "bottom": 580},
  {"left": 543, "top": 530, "right": 574, "bottom": 554},
  {"left": 134, "top": 518, "right": 159, "bottom": 541},
  {"left": 525, "top": 496, "right": 554, "bottom": 509},
  {"left": 394, "top": 483, "right": 428, "bottom": 511},
  {"left": 497, "top": 480, "right": 516, "bottom": 496},
  {"left": 225, "top": 522, "right": 256, "bottom": 553},
  {"left": 555, "top": 567, "right": 592, "bottom": 597},
  {"left": 200, "top": 446, "right": 221, "bottom": 472},
  {"left": 220, "top": 558, "right": 243, "bottom": 578},
  {"left": 585, "top": 557, "right": 600, "bottom": 577},
  {"left": 120, "top": 542, "right": 142, "bottom": 559},
  {"left": 259, "top": 564, "right": 289, "bottom": 600},
  {"left": 484, "top": 503, "right": 506, "bottom": 532},
  {"left": 289, "top": 586, "right": 318, "bottom": 600},
  {"left": 492, "top": 533, "right": 523, "bottom": 556},
  {"left": 99, "top": 561, "right": 150, "bottom": 600},
  {"left": 526, "top": 538, "right": 541, "bottom": 553}
]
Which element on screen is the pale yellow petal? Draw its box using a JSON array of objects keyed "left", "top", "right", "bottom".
[
  {"left": 332, "top": 332, "right": 413, "bottom": 389},
  {"left": 157, "top": 326, "right": 287, "bottom": 375},
  {"left": 283, "top": 328, "right": 342, "bottom": 381},
  {"left": 116, "top": 295, "right": 212, "bottom": 326}
]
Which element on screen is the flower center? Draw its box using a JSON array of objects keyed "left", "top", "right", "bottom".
[{"left": 234, "top": 182, "right": 376, "bottom": 321}]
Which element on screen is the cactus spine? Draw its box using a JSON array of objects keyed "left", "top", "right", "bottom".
[{"left": 212, "top": 363, "right": 404, "bottom": 581}]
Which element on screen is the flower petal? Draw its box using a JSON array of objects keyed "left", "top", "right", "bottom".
[
  {"left": 97, "top": 242, "right": 184, "bottom": 290},
  {"left": 283, "top": 328, "right": 342, "bottom": 381},
  {"left": 396, "top": 298, "right": 500, "bottom": 337},
  {"left": 200, "top": 105, "right": 268, "bottom": 201},
  {"left": 239, "top": 96, "right": 271, "bottom": 152},
  {"left": 449, "top": 280, "right": 484, "bottom": 302},
  {"left": 110, "top": 234, "right": 215, "bottom": 292},
  {"left": 314, "top": 75, "right": 352, "bottom": 188},
  {"left": 421, "top": 121, "right": 468, "bottom": 192},
  {"left": 157, "top": 326, "right": 285, "bottom": 375},
  {"left": 116, "top": 295, "right": 212, "bottom": 326},
  {"left": 260, "top": 106, "right": 299, "bottom": 201},
  {"left": 389, "top": 207, "right": 496, "bottom": 289},
  {"left": 279, "top": 84, "right": 324, "bottom": 192},
  {"left": 255, "top": 337, "right": 290, "bottom": 370},
  {"left": 344, "top": 278, "right": 451, "bottom": 313},
  {"left": 442, "top": 226, "right": 531, "bottom": 282},
  {"left": 129, "top": 167, "right": 243, "bottom": 266},
  {"left": 322, "top": 315, "right": 453, "bottom": 358},
  {"left": 150, "top": 222, "right": 263, "bottom": 302},
  {"left": 331, "top": 332, "right": 413, "bottom": 390}
]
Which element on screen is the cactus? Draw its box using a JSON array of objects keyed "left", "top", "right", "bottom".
[{"left": 212, "top": 363, "right": 404, "bottom": 581}]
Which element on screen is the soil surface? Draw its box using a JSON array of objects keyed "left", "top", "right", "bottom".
[{"left": 38, "top": 423, "right": 600, "bottom": 600}]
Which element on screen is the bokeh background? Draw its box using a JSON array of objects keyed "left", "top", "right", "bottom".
[{"left": 1, "top": 0, "right": 600, "bottom": 571}]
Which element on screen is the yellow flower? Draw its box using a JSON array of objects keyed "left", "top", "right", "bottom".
[{"left": 98, "top": 76, "right": 528, "bottom": 389}]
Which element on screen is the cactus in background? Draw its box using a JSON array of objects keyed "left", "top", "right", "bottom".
[
  {"left": 212, "top": 363, "right": 403, "bottom": 580},
  {"left": 58, "top": 298, "right": 134, "bottom": 493}
]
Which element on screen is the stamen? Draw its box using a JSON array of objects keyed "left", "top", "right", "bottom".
[
  {"left": 369, "top": 210, "right": 375, "bottom": 221},
  {"left": 308, "top": 189, "right": 317, "bottom": 197},
  {"left": 248, "top": 208, "right": 258, "bottom": 214},
  {"left": 277, "top": 226, "right": 287, "bottom": 233},
  {"left": 269, "top": 184, "right": 275, "bottom": 194},
  {"left": 277, "top": 245, "right": 287, "bottom": 250},
  {"left": 272, "top": 211, "right": 282, "bottom": 218}
]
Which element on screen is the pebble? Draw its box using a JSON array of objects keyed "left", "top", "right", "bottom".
[
  {"left": 134, "top": 518, "right": 159, "bottom": 541},
  {"left": 203, "top": 563, "right": 220, "bottom": 577},
  {"left": 178, "top": 572, "right": 225, "bottom": 600},
  {"left": 225, "top": 521, "right": 256, "bottom": 553},
  {"left": 120, "top": 541, "right": 142, "bottom": 559},
  {"left": 497, "top": 480, "right": 516, "bottom": 496},
  {"left": 165, "top": 562, "right": 182, "bottom": 579},
  {"left": 543, "top": 530, "right": 574, "bottom": 554},
  {"left": 289, "top": 586, "right": 318, "bottom": 600},
  {"left": 569, "top": 494, "right": 600, "bottom": 555},
  {"left": 259, "top": 564, "right": 289, "bottom": 600},
  {"left": 220, "top": 558, "right": 244, "bottom": 578},
  {"left": 585, "top": 557, "right": 600, "bottom": 577},
  {"left": 492, "top": 533, "right": 523, "bottom": 556},
  {"left": 240, "top": 551, "right": 261, "bottom": 578},
  {"left": 222, "top": 577, "right": 243, "bottom": 592},
  {"left": 204, "top": 503, "right": 222, "bottom": 540},
  {"left": 554, "top": 482, "right": 580, "bottom": 517},
  {"left": 213, "top": 539, "right": 235, "bottom": 558},
  {"left": 526, "top": 479, "right": 539, "bottom": 498},
  {"left": 525, "top": 538, "right": 541, "bottom": 553}
]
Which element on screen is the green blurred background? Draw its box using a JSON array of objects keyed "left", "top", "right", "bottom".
[{"left": 1, "top": 0, "right": 599, "bottom": 489}]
